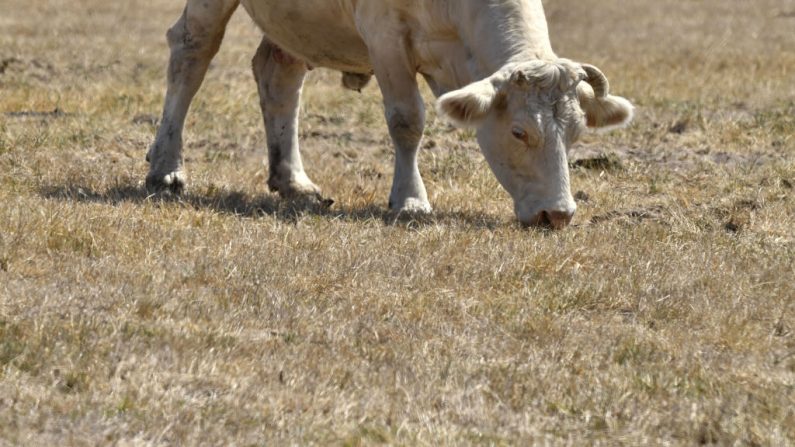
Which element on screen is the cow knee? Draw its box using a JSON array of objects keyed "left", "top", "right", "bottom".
[
  {"left": 166, "top": 15, "right": 194, "bottom": 51},
  {"left": 387, "top": 109, "right": 424, "bottom": 143},
  {"left": 166, "top": 9, "right": 225, "bottom": 56}
]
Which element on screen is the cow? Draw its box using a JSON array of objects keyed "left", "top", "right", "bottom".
[{"left": 146, "top": 0, "right": 634, "bottom": 229}]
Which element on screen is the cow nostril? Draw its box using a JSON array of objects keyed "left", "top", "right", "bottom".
[
  {"left": 521, "top": 209, "right": 574, "bottom": 230},
  {"left": 526, "top": 210, "right": 573, "bottom": 230},
  {"left": 546, "top": 210, "right": 574, "bottom": 229},
  {"left": 539, "top": 210, "right": 552, "bottom": 228}
]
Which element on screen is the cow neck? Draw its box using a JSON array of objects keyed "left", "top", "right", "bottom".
[{"left": 454, "top": 0, "right": 557, "bottom": 83}]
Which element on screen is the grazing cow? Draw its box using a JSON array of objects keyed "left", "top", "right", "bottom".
[{"left": 146, "top": 0, "right": 633, "bottom": 229}]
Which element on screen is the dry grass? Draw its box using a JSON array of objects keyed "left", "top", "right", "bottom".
[{"left": 1, "top": 0, "right": 794, "bottom": 445}]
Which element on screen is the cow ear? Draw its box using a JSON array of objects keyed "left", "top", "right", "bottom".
[
  {"left": 577, "top": 82, "right": 634, "bottom": 130},
  {"left": 437, "top": 79, "right": 499, "bottom": 128}
]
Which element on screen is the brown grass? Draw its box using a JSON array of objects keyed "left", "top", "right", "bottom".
[{"left": 1, "top": 0, "right": 794, "bottom": 445}]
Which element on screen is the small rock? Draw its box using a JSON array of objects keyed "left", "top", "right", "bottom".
[
  {"left": 724, "top": 220, "right": 742, "bottom": 233},
  {"left": 132, "top": 114, "right": 158, "bottom": 126},
  {"left": 669, "top": 118, "right": 689, "bottom": 134},
  {"left": 773, "top": 320, "right": 789, "bottom": 337}
]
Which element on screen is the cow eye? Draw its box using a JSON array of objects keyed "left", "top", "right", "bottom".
[{"left": 511, "top": 127, "right": 528, "bottom": 142}]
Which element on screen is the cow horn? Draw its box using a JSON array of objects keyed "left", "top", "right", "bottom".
[
  {"left": 511, "top": 70, "right": 530, "bottom": 87},
  {"left": 582, "top": 64, "right": 610, "bottom": 98}
]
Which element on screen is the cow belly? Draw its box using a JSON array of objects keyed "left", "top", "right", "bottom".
[{"left": 241, "top": 0, "right": 373, "bottom": 73}]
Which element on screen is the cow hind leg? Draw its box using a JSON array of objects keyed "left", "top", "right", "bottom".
[
  {"left": 252, "top": 38, "right": 323, "bottom": 201},
  {"left": 146, "top": 0, "right": 239, "bottom": 193}
]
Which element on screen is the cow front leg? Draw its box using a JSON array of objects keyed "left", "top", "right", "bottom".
[
  {"left": 252, "top": 39, "right": 321, "bottom": 200},
  {"left": 146, "top": 0, "right": 239, "bottom": 193},
  {"left": 369, "top": 54, "right": 431, "bottom": 213}
]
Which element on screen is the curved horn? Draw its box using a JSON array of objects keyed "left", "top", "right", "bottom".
[{"left": 582, "top": 64, "right": 610, "bottom": 98}]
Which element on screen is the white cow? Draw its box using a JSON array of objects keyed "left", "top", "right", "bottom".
[{"left": 146, "top": 0, "right": 633, "bottom": 229}]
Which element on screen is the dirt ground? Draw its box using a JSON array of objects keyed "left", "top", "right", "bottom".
[{"left": 1, "top": 0, "right": 793, "bottom": 445}]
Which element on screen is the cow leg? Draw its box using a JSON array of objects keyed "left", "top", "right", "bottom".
[
  {"left": 252, "top": 38, "right": 321, "bottom": 200},
  {"left": 369, "top": 52, "right": 431, "bottom": 213},
  {"left": 146, "top": 0, "right": 239, "bottom": 193}
]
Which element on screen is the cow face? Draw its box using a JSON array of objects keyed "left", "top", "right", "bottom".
[{"left": 437, "top": 60, "right": 633, "bottom": 229}]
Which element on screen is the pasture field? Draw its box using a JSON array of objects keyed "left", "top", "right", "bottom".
[{"left": 1, "top": 0, "right": 794, "bottom": 445}]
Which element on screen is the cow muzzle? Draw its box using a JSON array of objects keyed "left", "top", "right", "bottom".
[
  {"left": 523, "top": 209, "right": 575, "bottom": 230},
  {"left": 516, "top": 199, "right": 577, "bottom": 230}
]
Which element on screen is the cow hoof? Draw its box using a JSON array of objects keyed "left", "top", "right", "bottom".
[
  {"left": 292, "top": 193, "right": 335, "bottom": 209},
  {"left": 271, "top": 181, "right": 333, "bottom": 208},
  {"left": 146, "top": 171, "right": 186, "bottom": 194},
  {"left": 271, "top": 176, "right": 323, "bottom": 198},
  {"left": 390, "top": 198, "right": 432, "bottom": 214},
  {"left": 281, "top": 190, "right": 335, "bottom": 210}
]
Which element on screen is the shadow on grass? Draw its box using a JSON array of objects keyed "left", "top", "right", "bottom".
[{"left": 39, "top": 182, "right": 508, "bottom": 231}]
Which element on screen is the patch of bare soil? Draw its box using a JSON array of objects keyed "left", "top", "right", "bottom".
[
  {"left": 0, "top": 57, "right": 56, "bottom": 82},
  {"left": 570, "top": 144, "right": 785, "bottom": 171},
  {"left": 4, "top": 107, "right": 69, "bottom": 119},
  {"left": 588, "top": 205, "right": 666, "bottom": 226}
]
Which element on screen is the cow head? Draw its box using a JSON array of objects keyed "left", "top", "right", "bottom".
[{"left": 437, "top": 60, "right": 633, "bottom": 229}]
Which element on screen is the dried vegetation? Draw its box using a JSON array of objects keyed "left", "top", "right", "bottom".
[{"left": 0, "top": 0, "right": 793, "bottom": 445}]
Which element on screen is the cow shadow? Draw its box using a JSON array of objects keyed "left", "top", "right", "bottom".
[{"left": 38, "top": 182, "right": 508, "bottom": 230}]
